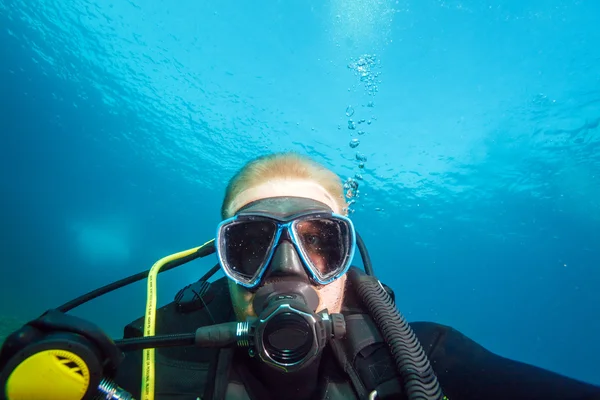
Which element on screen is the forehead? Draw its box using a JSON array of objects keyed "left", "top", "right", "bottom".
[{"left": 236, "top": 197, "right": 333, "bottom": 219}]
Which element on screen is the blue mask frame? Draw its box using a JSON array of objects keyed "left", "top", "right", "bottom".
[{"left": 216, "top": 210, "right": 356, "bottom": 289}]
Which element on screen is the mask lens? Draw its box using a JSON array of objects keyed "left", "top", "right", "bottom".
[
  {"left": 295, "top": 217, "right": 351, "bottom": 281},
  {"left": 222, "top": 219, "right": 278, "bottom": 284}
]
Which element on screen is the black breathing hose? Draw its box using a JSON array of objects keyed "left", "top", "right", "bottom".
[
  {"left": 355, "top": 232, "right": 375, "bottom": 276},
  {"left": 348, "top": 267, "right": 444, "bottom": 400}
]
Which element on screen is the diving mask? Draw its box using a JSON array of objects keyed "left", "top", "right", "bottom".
[{"left": 216, "top": 197, "right": 356, "bottom": 290}]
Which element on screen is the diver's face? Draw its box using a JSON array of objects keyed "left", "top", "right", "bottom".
[{"left": 226, "top": 181, "right": 347, "bottom": 320}]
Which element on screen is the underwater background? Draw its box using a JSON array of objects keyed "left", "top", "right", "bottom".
[{"left": 1, "top": 0, "right": 599, "bottom": 386}]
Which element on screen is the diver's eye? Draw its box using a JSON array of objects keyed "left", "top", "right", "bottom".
[{"left": 304, "top": 234, "right": 320, "bottom": 246}]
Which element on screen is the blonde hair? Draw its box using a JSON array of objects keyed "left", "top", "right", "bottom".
[{"left": 221, "top": 152, "right": 347, "bottom": 218}]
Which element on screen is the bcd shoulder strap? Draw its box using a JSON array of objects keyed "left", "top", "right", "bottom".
[{"left": 332, "top": 312, "right": 404, "bottom": 400}]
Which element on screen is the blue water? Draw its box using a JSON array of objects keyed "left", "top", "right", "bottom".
[{"left": 1, "top": 0, "right": 599, "bottom": 386}]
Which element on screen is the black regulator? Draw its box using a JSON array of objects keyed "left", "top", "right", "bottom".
[{"left": 244, "top": 281, "right": 346, "bottom": 372}]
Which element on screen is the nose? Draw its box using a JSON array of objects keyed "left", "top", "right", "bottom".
[{"left": 263, "top": 240, "right": 308, "bottom": 282}]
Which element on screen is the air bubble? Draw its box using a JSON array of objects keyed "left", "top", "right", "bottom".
[{"left": 356, "top": 153, "right": 367, "bottom": 162}]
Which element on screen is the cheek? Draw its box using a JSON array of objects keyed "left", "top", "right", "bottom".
[
  {"left": 313, "top": 254, "right": 327, "bottom": 273},
  {"left": 228, "top": 280, "right": 256, "bottom": 320},
  {"left": 315, "top": 275, "right": 346, "bottom": 313}
]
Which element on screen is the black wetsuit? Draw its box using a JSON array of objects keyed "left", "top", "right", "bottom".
[{"left": 114, "top": 277, "right": 600, "bottom": 400}]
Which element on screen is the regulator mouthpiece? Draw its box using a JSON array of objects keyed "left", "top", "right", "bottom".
[
  {"left": 252, "top": 281, "right": 320, "bottom": 315},
  {"left": 242, "top": 284, "right": 346, "bottom": 373}
]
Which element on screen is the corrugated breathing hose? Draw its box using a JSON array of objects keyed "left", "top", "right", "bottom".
[{"left": 348, "top": 267, "right": 445, "bottom": 400}]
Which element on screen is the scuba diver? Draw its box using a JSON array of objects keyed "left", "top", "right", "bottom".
[{"left": 1, "top": 152, "right": 600, "bottom": 400}]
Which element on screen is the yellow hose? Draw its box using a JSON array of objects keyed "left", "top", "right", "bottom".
[{"left": 140, "top": 239, "right": 215, "bottom": 400}]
